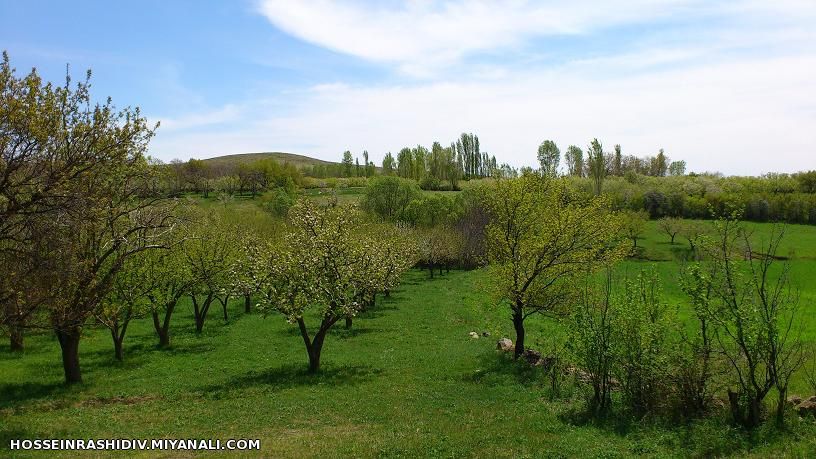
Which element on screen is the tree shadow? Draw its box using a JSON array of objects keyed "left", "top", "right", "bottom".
[
  {"left": 356, "top": 305, "right": 398, "bottom": 320},
  {"left": 197, "top": 363, "right": 382, "bottom": 399},
  {"left": 0, "top": 335, "right": 54, "bottom": 359},
  {"left": 462, "top": 350, "right": 545, "bottom": 387},
  {"left": 0, "top": 382, "right": 69, "bottom": 410},
  {"left": 151, "top": 342, "right": 216, "bottom": 356},
  {"left": 329, "top": 327, "right": 379, "bottom": 340}
]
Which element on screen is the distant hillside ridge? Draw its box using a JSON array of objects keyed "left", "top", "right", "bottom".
[{"left": 202, "top": 152, "right": 339, "bottom": 169}]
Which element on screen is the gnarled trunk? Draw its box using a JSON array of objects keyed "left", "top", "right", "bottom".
[
  {"left": 244, "top": 294, "right": 251, "bottom": 313},
  {"left": 55, "top": 327, "right": 82, "bottom": 384},
  {"left": 345, "top": 317, "right": 352, "bottom": 329}
]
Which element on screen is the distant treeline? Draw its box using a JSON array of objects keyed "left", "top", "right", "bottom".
[
  {"left": 572, "top": 172, "right": 816, "bottom": 224},
  {"left": 161, "top": 135, "right": 816, "bottom": 225},
  {"left": 302, "top": 133, "right": 501, "bottom": 190},
  {"left": 160, "top": 157, "right": 303, "bottom": 197}
]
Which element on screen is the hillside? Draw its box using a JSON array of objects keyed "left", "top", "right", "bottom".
[{"left": 202, "top": 152, "right": 338, "bottom": 169}]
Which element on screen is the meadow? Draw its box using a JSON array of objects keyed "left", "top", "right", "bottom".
[{"left": 3, "top": 203, "right": 816, "bottom": 457}]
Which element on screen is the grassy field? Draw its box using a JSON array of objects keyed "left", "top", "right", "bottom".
[{"left": 3, "top": 199, "right": 816, "bottom": 457}]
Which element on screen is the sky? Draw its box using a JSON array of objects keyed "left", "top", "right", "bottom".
[{"left": 1, "top": 0, "right": 815, "bottom": 175}]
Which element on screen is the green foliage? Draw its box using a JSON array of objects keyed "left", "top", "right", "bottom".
[
  {"left": 537, "top": 140, "right": 560, "bottom": 177},
  {"left": 361, "top": 175, "right": 421, "bottom": 221},
  {"left": 382, "top": 152, "right": 396, "bottom": 175},
  {"left": 565, "top": 173, "right": 816, "bottom": 225},
  {"left": 0, "top": 52, "right": 173, "bottom": 383},
  {"left": 692, "top": 216, "right": 806, "bottom": 427},
  {"left": 587, "top": 138, "right": 606, "bottom": 195},
  {"left": 622, "top": 209, "right": 649, "bottom": 252},
  {"left": 568, "top": 274, "right": 617, "bottom": 415},
  {"left": 404, "top": 194, "right": 460, "bottom": 227},
  {"left": 564, "top": 145, "right": 584, "bottom": 177},
  {"left": 484, "top": 173, "right": 626, "bottom": 356},
  {"left": 260, "top": 187, "right": 295, "bottom": 217},
  {"left": 251, "top": 199, "right": 416, "bottom": 371},
  {"left": 613, "top": 269, "right": 676, "bottom": 415}
]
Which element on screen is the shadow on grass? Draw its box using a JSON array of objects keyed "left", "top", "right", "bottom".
[
  {"left": 0, "top": 335, "right": 55, "bottom": 359},
  {"left": 0, "top": 382, "right": 69, "bottom": 410},
  {"left": 0, "top": 428, "right": 41, "bottom": 451},
  {"left": 356, "top": 305, "right": 399, "bottom": 320},
  {"left": 197, "top": 363, "right": 382, "bottom": 399},
  {"left": 462, "top": 351, "right": 545, "bottom": 387},
  {"left": 276, "top": 321, "right": 385, "bottom": 339},
  {"left": 329, "top": 327, "right": 380, "bottom": 339}
]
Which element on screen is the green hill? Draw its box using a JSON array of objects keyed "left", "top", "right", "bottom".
[{"left": 202, "top": 152, "right": 338, "bottom": 169}]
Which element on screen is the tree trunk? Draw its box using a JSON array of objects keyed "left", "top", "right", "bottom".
[
  {"left": 727, "top": 390, "right": 743, "bottom": 426},
  {"left": 56, "top": 327, "right": 82, "bottom": 384},
  {"left": 192, "top": 293, "right": 213, "bottom": 334},
  {"left": 244, "top": 294, "right": 251, "bottom": 313},
  {"left": 297, "top": 316, "right": 337, "bottom": 373},
  {"left": 776, "top": 387, "right": 787, "bottom": 427},
  {"left": 512, "top": 306, "right": 525, "bottom": 359},
  {"left": 152, "top": 311, "right": 171, "bottom": 348},
  {"left": 221, "top": 297, "right": 229, "bottom": 322},
  {"left": 309, "top": 326, "right": 330, "bottom": 373},
  {"left": 670, "top": 234, "right": 676, "bottom": 244},
  {"left": 429, "top": 265, "right": 434, "bottom": 279},
  {"left": 112, "top": 333, "right": 124, "bottom": 361},
  {"left": 158, "top": 328, "right": 170, "bottom": 347},
  {"left": 345, "top": 317, "right": 352, "bottom": 329},
  {"left": 9, "top": 326, "right": 24, "bottom": 352},
  {"left": 747, "top": 397, "right": 762, "bottom": 429}
]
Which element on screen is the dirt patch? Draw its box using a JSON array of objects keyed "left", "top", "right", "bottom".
[{"left": 78, "top": 394, "right": 161, "bottom": 408}]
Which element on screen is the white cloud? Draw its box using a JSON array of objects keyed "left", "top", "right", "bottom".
[
  {"left": 158, "top": 104, "right": 241, "bottom": 132},
  {"left": 255, "top": 0, "right": 703, "bottom": 74}
]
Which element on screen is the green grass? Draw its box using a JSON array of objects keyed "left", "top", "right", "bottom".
[
  {"left": 3, "top": 220, "right": 816, "bottom": 457},
  {"left": 638, "top": 219, "right": 816, "bottom": 261}
]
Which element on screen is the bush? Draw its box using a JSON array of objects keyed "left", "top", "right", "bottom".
[
  {"left": 419, "top": 176, "right": 443, "bottom": 191},
  {"left": 260, "top": 187, "right": 295, "bottom": 217},
  {"left": 613, "top": 269, "right": 675, "bottom": 416}
]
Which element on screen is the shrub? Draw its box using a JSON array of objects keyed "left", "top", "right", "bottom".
[{"left": 613, "top": 269, "right": 675, "bottom": 416}]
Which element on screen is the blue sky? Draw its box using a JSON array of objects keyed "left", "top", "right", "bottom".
[{"left": 2, "top": 0, "right": 815, "bottom": 175}]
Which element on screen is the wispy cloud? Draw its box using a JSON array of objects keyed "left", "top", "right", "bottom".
[
  {"left": 158, "top": 104, "right": 242, "bottom": 132},
  {"left": 255, "top": 0, "right": 707, "bottom": 75}
]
